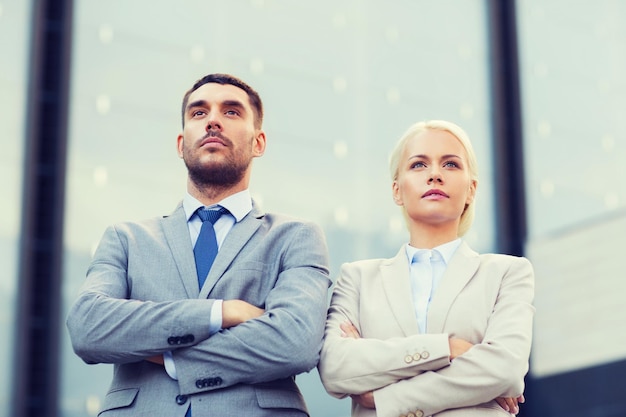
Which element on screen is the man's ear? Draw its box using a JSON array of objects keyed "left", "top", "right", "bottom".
[
  {"left": 176, "top": 134, "right": 184, "bottom": 158},
  {"left": 253, "top": 130, "right": 266, "bottom": 157}
]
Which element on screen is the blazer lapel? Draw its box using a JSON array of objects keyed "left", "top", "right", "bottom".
[
  {"left": 161, "top": 202, "right": 199, "bottom": 299},
  {"left": 381, "top": 248, "right": 420, "bottom": 336},
  {"left": 199, "top": 203, "right": 264, "bottom": 298},
  {"left": 427, "top": 241, "right": 480, "bottom": 333}
]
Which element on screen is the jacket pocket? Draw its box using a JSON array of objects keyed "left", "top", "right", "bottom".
[
  {"left": 98, "top": 387, "right": 139, "bottom": 415},
  {"left": 254, "top": 384, "right": 308, "bottom": 414}
]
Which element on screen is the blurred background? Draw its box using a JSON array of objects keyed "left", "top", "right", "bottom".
[{"left": 1, "top": 0, "right": 625, "bottom": 416}]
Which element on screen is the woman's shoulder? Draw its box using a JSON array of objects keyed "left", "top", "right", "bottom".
[{"left": 477, "top": 251, "right": 533, "bottom": 273}]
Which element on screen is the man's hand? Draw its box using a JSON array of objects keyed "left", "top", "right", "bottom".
[
  {"left": 222, "top": 300, "right": 264, "bottom": 328},
  {"left": 496, "top": 394, "right": 525, "bottom": 415},
  {"left": 351, "top": 391, "right": 376, "bottom": 409},
  {"left": 145, "top": 355, "right": 164, "bottom": 365},
  {"left": 448, "top": 337, "right": 473, "bottom": 360}
]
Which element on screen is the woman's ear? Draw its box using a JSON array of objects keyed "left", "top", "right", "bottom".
[
  {"left": 392, "top": 180, "right": 404, "bottom": 206},
  {"left": 465, "top": 179, "right": 477, "bottom": 205}
]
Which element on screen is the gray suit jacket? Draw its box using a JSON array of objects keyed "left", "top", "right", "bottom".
[
  {"left": 67, "top": 202, "right": 331, "bottom": 417},
  {"left": 318, "top": 242, "right": 534, "bottom": 417}
]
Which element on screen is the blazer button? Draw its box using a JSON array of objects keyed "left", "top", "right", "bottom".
[
  {"left": 196, "top": 379, "right": 204, "bottom": 388},
  {"left": 407, "top": 413, "right": 416, "bottom": 417},
  {"left": 215, "top": 377, "right": 223, "bottom": 386},
  {"left": 175, "top": 395, "right": 188, "bottom": 405},
  {"left": 404, "top": 355, "right": 413, "bottom": 364},
  {"left": 415, "top": 410, "right": 424, "bottom": 417},
  {"left": 421, "top": 351, "right": 430, "bottom": 359},
  {"left": 412, "top": 352, "right": 422, "bottom": 361},
  {"left": 167, "top": 337, "right": 177, "bottom": 345}
]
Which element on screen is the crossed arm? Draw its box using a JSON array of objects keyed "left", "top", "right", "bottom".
[{"left": 340, "top": 321, "right": 525, "bottom": 415}]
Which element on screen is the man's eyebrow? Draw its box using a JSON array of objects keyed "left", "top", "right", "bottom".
[
  {"left": 185, "top": 99, "right": 246, "bottom": 111},
  {"left": 186, "top": 99, "right": 207, "bottom": 111}
]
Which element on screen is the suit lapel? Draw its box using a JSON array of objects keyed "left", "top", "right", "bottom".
[
  {"left": 427, "top": 241, "right": 480, "bottom": 333},
  {"left": 199, "top": 203, "right": 264, "bottom": 298},
  {"left": 161, "top": 203, "right": 199, "bottom": 299},
  {"left": 381, "top": 248, "right": 420, "bottom": 336}
]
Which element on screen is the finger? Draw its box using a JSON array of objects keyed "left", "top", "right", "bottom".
[
  {"left": 495, "top": 398, "right": 509, "bottom": 412},
  {"left": 339, "top": 321, "right": 360, "bottom": 338}
]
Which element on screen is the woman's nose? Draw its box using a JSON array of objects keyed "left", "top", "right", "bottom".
[{"left": 428, "top": 169, "right": 443, "bottom": 184}]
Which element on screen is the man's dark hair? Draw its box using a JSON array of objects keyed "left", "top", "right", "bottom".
[{"left": 181, "top": 73, "right": 264, "bottom": 129}]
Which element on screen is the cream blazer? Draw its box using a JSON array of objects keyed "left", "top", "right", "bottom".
[{"left": 318, "top": 241, "right": 535, "bottom": 417}]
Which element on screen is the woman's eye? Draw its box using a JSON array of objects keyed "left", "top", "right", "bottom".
[
  {"left": 444, "top": 161, "right": 459, "bottom": 168},
  {"left": 411, "top": 161, "right": 426, "bottom": 169}
]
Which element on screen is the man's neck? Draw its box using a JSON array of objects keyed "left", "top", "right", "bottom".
[{"left": 187, "top": 180, "right": 248, "bottom": 207}]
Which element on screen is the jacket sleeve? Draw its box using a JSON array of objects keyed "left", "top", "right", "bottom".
[
  {"left": 66, "top": 224, "right": 216, "bottom": 364},
  {"left": 374, "top": 256, "right": 535, "bottom": 417},
  {"left": 318, "top": 262, "right": 451, "bottom": 397}
]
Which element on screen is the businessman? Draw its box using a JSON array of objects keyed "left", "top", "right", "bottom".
[{"left": 67, "top": 73, "right": 331, "bottom": 416}]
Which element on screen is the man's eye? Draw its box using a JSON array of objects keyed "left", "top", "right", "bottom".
[{"left": 192, "top": 110, "right": 206, "bottom": 117}]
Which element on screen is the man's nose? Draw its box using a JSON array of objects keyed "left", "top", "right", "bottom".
[{"left": 205, "top": 112, "right": 222, "bottom": 131}]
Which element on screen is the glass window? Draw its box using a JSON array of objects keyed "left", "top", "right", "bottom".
[
  {"left": 0, "top": 1, "right": 31, "bottom": 415},
  {"left": 518, "top": 0, "right": 626, "bottom": 238},
  {"left": 61, "top": 1, "right": 493, "bottom": 416},
  {"left": 518, "top": 0, "right": 626, "bottom": 379}
]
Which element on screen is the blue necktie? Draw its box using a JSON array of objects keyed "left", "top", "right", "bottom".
[{"left": 193, "top": 206, "right": 227, "bottom": 289}]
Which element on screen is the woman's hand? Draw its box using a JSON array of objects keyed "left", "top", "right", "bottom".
[
  {"left": 351, "top": 391, "right": 376, "bottom": 409},
  {"left": 341, "top": 321, "right": 376, "bottom": 409},
  {"left": 495, "top": 394, "right": 525, "bottom": 415},
  {"left": 340, "top": 320, "right": 361, "bottom": 339}
]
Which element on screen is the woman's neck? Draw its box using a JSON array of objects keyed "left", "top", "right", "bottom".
[{"left": 408, "top": 222, "right": 459, "bottom": 249}]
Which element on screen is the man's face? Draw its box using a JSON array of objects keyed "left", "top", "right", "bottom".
[{"left": 177, "top": 82, "right": 265, "bottom": 189}]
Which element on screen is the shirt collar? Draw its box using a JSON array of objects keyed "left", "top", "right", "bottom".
[
  {"left": 404, "top": 238, "right": 462, "bottom": 265},
  {"left": 183, "top": 189, "right": 252, "bottom": 222}
]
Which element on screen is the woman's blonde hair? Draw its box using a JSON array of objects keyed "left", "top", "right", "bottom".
[{"left": 388, "top": 120, "right": 479, "bottom": 237}]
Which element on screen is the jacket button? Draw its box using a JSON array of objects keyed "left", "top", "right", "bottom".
[
  {"left": 195, "top": 379, "right": 204, "bottom": 388},
  {"left": 175, "top": 395, "right": 188, "bottom": 405},
  {"left": 167, "top": 337, "right": 177, "bottom": 345},
  {"left": 404, "top": 355, "right": 413, "bottom": 364},
  {"left": 421, "top": 351, "right": 430, "bottom": 359}
]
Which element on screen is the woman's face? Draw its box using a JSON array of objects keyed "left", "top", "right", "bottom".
[{"left": 392, "top": 128, "right": 477, "bottom": 230}]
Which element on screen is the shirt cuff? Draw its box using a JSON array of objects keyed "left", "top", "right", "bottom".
[
  {"left": 209, "top": 299, "right": 223, "bottom": 334},
  {"left": 163, "top": 351, "right": 177, "bottom": 380}
]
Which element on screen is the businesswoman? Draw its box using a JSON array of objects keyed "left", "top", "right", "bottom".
[{"left": 318, "top": 120, "right": 534, "bottom": 417}]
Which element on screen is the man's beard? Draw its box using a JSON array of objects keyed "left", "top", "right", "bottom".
[{"left": 185, "top": 154, "right": 249, "bottom": 189}]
